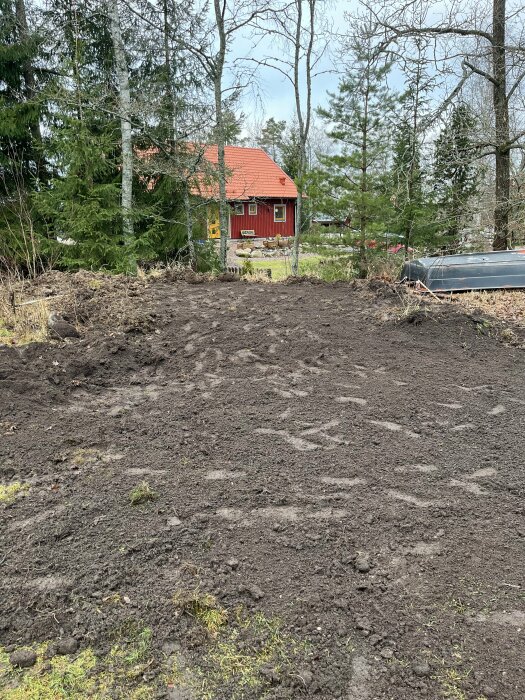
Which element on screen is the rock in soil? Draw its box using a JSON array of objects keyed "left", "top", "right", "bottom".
[
  {"left": 244, "top": 584, "right": 265, "bottom": 600},
  {"left": 56, "top": 637, "right": 79, "bottom": 655},
  {"left": 412, "top": 662, "right": 431, "bottom": 677},
  {"left": 9, "top": 649, "right": 37, "bottom": 668},
  {"left": 355, "top": 553, "right": 371, "bottom": 573}
]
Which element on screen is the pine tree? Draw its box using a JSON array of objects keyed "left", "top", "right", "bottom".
[
  {"left": 433, "top": 104, "right": 481, "bottom": 250},
  {"left": 258, "top": 118, "right": 286, "bottom": 162},
  {"left": 211, "top": 108, "right": 244, "bottom": 146},
  {"left": 317, "top": 35, "right": 396, "bottom": 274},
  {"left": 280, "top": 125, "right": 302, "bottom": 179},
  {"left": 34, "top": 117, "right": 126, "bottom": 270}
]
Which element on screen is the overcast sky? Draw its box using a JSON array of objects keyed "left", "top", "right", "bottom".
[{"left": 226, "top": 2, "right": 349, "bottom": 129}]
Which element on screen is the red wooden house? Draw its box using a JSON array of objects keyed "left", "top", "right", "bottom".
[{"left": 193, "top": 146, "right": 297, "bottom": 240}]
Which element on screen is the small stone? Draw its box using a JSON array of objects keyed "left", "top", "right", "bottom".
[
  {"left": 355, "top": 616, "right": 371, "bottom": 632},
  {"left": 355, "top": 553, "right": 371, "bottom": 573},
  {"left": 412, "top": 661, "right": 431, "bottom": 677},
  {"left": 56, "top": 637, "right": 79, "bottom": 655},
  {"left": 481, "top": 687, "right": 497, "bottom": 698},
  {"left": 380, "top": 648, "right": 394, "bottom": 659},
  {"left": 245, "top": 584, "right": 264, "bottom": 600},
  {"left": 9, "top": 649, "right": 37, "bottom": 668},
  {"left": 227, "top": 558, "right": 239, "bottom": 570},
  {"left": 44, "top": 643, "right": 58, "bottom": 659}
]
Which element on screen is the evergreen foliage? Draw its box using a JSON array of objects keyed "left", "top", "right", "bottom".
[
  {"left": 388, "top": 66, "right": 439, "bottom": 251},
  {"left": 258, "top": 118, "right": 286, "bottom": 162},
  {"left": 433, "top": 104, "right": 481, "bottom": 250},
  {"left": 315, "top": 40, "right": 396, "bottom": 273}
]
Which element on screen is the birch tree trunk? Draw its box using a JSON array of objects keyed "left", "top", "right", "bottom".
[
  {"left": 108, "top": 0, "right": 135, "bottom": 272},
  {"left": 291, "top": 0, "right": 315, "bottom": 276},
  {"left": 161, "top": 0, "right": 195, "bottom": 267},
  {"left": 213, "top": 0, "right": 229, "bottom": 271}
]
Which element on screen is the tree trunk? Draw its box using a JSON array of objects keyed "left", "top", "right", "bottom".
[
  {"left": 108, "top": 0, "right": 135, "bottom": 271},
  {"left": 15, "top": 0, "right": 44, "bottom": 181},
  {"left": 162, "top": 0, "right": 196, "bottom": 266},
  {"left": 213, "top": 0, "right": 229, "bottom": 271},
  {"left": 184, "top": 185, "right": 196, "bottom": 268},
  {"left": 162, "top": 0, "right": 179, "bottom": 142},
  {"left": 358, "top": 82, "right": 369, "bottom": 278},
  {"left": 291, "top": 0, "right": 313, "bottom": 277},
  {"left": 492, "top": 0, "right": 510, "bottom": 250},
  {"left": 214, "top": 78, "right": 229, "bottom": 270}
]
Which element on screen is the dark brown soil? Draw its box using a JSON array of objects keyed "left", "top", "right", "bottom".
[{"left": 1, "top": 277, "right": 525, "bottom": 699}]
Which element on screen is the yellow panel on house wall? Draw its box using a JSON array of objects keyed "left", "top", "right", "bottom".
[{"left": 207, "top": 206, "right": 221, "bottom": 239}]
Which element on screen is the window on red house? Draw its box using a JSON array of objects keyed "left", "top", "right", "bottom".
[
  {"left": 248, "top": 202, "right": 257, "bottom": 215},
  {"left": 274, "top": 204, "right": 286, "bottom": 222},
  {"left": 234, "top": 203, "right": 244, "bottom": 215}
]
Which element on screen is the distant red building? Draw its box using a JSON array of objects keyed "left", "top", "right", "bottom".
[{"left": 192, "top": 146, "right": 297, "bottom": 240}]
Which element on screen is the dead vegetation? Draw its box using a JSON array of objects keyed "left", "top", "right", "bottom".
[
  {"left": 451, "top": 289, "right": 525, "bottom": 330},
  {"left": 0, "top": 290, "right": 51, "bottom": 345}
]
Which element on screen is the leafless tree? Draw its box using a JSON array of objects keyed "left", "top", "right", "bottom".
[
  {"left": 172, "top": 0, "right": 270, "bottom": 270},
  {"left": 253, "top": 0, "right": 327, "bottom": 275}
]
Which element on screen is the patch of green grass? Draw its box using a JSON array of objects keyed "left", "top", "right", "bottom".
[
  {"left": 434, "top": 667, "right": 470, "bottom": 700},
  {"left": 108, "top": 624, "right": 153, "bottom": 668},
  {"left": 0, "top": 645, "right": 98, "bottom": 699},
  {"left": 0, "top": 482, "right": 29, "bottom": 505},
  {"left": 250, "top": 253, "right": 360, "bottom": 282},
  {"left": 170, "top": 607, "right": 312, "bottom": 700},
  {"left": 0, "top": 626, "right": 158, "bottom": 699},
  {"left": 173, "top": 590, "right": 228, "bottom": 637},
  {"left": 249, "top": 256, "right": 322, "bottom": 281},
  {"left": 129, "top": 481, "right": 157, "bottom": 505}
]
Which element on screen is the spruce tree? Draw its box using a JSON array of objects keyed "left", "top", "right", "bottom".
[
  {"left": 0, "top": 0, "right": 47, "bottom": 272},
  {"left": 433, "top": 104, "right": 480, "bottom": 250},
  {"left": 0, "top": 0, "right": 43, "bottom": 189},
  {"left": 317, "top": 36, "right": 396, "bottom": 273}
]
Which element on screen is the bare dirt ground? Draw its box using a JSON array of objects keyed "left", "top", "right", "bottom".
[{"left": 1, "top": 274, "right": 524, "bottom": 699}]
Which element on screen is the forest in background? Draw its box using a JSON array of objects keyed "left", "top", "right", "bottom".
[{"left": 1, "top": 0, "right": 524, "bottom": 276}]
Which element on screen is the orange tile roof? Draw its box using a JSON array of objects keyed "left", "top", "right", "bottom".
[{"left": 193, "top": 145, "right": 297, "bottom": 200}]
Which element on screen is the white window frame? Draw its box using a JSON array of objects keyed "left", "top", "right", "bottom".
[
  {"left": 233, "top": 202, "right": 244, "bottom": 215},
  {"left": 248, "top": 202, "right": 257, "bottom": 216},
  {"left": 274, "top": 204, "right": 286, "bottom": 223}
]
